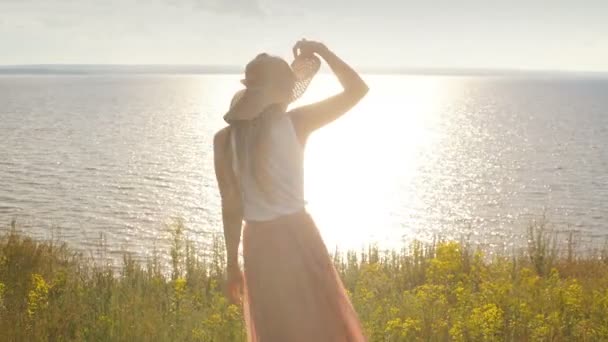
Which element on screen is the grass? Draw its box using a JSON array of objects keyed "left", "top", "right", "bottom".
[{"left": 1, "top": 219, "right": 607, "bottom": 341}]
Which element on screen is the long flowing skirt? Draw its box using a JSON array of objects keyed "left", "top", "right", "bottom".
[{"left": 243, "top": 210, "right": 366, "bottom": 342}]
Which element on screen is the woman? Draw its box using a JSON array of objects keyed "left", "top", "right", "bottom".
[{"left": 213, "top": 39, "right": 368, "bottom": 342}]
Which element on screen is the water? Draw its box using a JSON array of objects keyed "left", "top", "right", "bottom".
[{"left": 1, "top": 74, "right": 607, "bottom": 260}]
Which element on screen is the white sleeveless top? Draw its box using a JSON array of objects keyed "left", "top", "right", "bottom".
[{"left": 230, "top": 114, "right": 306, "bottom": 221}]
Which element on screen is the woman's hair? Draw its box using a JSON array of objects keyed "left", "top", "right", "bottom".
[
  {"left": 230, "top": 54, "right": 295, "bottom": 201},
  {"left": 231, "top": 109, "right": 280, "bottom": 201}
]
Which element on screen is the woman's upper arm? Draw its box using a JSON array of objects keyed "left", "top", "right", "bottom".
[
  {"left": 213, "top": 128, "right": 241, "bottom": 216},
  {"left": 290, "top": 88, "right": 368, "bottom": 139}
]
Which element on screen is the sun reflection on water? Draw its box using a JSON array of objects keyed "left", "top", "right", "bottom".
[{"left": 297, "top": 75, "right": 452, "bottom": 250}]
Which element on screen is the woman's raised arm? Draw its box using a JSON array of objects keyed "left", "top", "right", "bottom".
[{"left": 289, "top": 40, "right": 369, "bottom": 141}]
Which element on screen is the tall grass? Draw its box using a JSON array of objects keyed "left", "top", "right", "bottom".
[{"left": 1, "top": 219, "right": 607, "bottom": 341}]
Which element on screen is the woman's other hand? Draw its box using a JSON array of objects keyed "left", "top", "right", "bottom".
[
  {"left": 225, "top": 264, "right": 243, "bottom": 305},
  {"left": 293, "top": 39, "right": 328, "bottom": 59}
]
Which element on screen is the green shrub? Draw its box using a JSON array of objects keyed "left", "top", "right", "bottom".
[{"left": 1, "top": 221, "right": 607, "bottom": 341}]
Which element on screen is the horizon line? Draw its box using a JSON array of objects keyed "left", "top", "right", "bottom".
[{"left": 1, "top": 64, "right": 607, "bottom": 77}]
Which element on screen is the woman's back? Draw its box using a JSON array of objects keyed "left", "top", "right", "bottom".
[{"left": 230, "top": 114, "right": 305, "bottom": 222}]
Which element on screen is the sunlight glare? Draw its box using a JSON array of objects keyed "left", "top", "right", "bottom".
[{"left": 297, "top": 75, "right": 449, "bottom": 250}]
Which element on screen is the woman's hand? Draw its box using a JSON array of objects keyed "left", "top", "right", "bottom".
[
  {"left": 225, "top": 264, "right": 243, "bottom": 305},
  {"left": 293, "top": 39, "right": 328, "bottom": 59}
]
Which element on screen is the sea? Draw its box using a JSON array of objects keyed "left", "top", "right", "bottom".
[{"left": 1, "top": 73, "right": 607, "bottom": 262}]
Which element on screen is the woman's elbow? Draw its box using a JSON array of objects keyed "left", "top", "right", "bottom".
[
  {"left": 359, "top": 83, "right": 369, "bottom": 98},
  {"left": 351, "top": 82, "right": 369, "bottom": 101}
]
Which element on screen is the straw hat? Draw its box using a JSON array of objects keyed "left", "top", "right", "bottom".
[{"left": 224, "top": 53, "right": 321, "bottom": 123}]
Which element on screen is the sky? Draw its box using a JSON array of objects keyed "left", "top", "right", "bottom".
[{"left": 1, "top": 0, "right": 607, "bottom": 71}]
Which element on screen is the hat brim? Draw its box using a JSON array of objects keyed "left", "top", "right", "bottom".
[
  {"left": 223, "top": 87, "right": 283, "bottom": 122},
  {"left": 290, "top": 55, "right": 321, "bottom": 102}
]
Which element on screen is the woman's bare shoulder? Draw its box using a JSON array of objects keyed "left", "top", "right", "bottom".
[{"left": 213, "top": 127, "right": 230, "bottom": 150}]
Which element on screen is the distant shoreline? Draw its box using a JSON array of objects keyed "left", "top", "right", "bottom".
[{"left": 1, "top": 64, "right": 608, "bottom": 78}]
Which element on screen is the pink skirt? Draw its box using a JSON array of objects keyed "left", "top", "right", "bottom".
[{"left": 243, "top": 210, "right": 366, "bottom": 342}]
